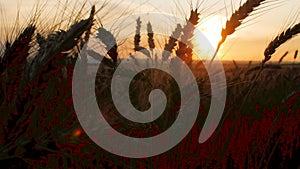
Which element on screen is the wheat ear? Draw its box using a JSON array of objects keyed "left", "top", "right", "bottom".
[
  {"left": 132, "top": 17, "right": 150, "bottom": 58},
  {"left": 0, "top": 26, "right": 35, "bottom": 74},
  {"left": 96, "top": 27, "right": 118, "bottom": 64},
  {"left": 176, "top": 9, "right": 200, "bottom": 65},
  {"left": 29, "top": 6, "right": 95, "bottom": 81},
  {"left": 147, "top": 22, "right": 155, "bottom": 49},
  {"left": 210, "top": 0, "right": 267, "bottom": 65},
  {"left": 263, "top": 23, "right": 300, "bottom": 63},
  {"left": 162, "top": 24, "right": 182, "bottom": 61}
]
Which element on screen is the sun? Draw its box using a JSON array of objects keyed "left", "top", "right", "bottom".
[{"left": 194, "top": 15, "right": 225, "bottom": 58}]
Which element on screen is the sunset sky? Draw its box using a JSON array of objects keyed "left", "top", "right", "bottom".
[{"left": 1, "top": 0, "right": 299, "bottom": 61}]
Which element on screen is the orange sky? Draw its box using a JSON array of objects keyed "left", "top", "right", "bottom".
[{"left": 1, "top": 0, "right": 299, "bottom": 61}]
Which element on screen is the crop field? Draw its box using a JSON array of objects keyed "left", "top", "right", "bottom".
[{"left": 0, "top": 0, "right": 299, "bottom": 168}]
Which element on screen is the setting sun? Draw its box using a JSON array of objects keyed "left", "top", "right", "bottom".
[{"left": 196, "top": 15, "right": 225, "bottom": 49}]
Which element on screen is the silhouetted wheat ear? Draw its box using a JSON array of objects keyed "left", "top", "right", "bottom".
[
  {"left": 247, "top": 61, "right": 252, "bottom": 68},
  {"left": 278, "top": 51, "right": 288, "bottom": 63},
  {"left": 162, "top": 24, "right": 182, "bottom": 61},
  {"left": 164, "top": 24, "right": 182, "bottom": 51},
  {"left": 132, "top": 18, "right": 150, "bottom": 58},
  {"left": 176, "top": 9, "right": 200, "bottom": 65},
  {"left": 293, "top": 50, "right": 298, "bottom": 60},
  {"left": 147, "top": 22, "right": 155, "bottom": 49},
  {"left": 134, "top": 17, "right": 142, "bottom": 51},
  {"left": 96, "top": 27, "right": 118, "bottom": 64},
  {"left": 233, "top": 60, "right": 239, "bottom": 69},
  {"left": 263, "top": 22, "right": 300, "bottom": 63},
  {"left": 210, "top": 0, "right": 267, "bottom": 65},
  {"left": 29, "top": 7, "right": 95, "bottom": 81},
  {"left": 80, "top": 5, "right": 95, "bottom": 48}
]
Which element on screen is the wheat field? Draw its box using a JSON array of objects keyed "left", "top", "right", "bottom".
[{"left": 0, "top": 0, "right": 299, "bottom": 168}]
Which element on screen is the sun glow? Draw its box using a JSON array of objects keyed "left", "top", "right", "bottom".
[{"left": 194, "top": 15, "right": 225, "bottom": 54}]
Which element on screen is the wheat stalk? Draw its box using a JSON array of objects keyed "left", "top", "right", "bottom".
[
  {"left": 263, "top": 22, "right": 300, "bottom": 63},
  {"left": 278, "top": 51, "right": 288, "bottom": 63},
  {"left": 294, "top": 50, "right": 298, "bottom": 60},
  {"left": 210, "top": 0, "right": 267, "bottom": 65}
]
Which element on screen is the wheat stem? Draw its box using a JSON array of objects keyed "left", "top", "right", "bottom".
[
  {"left": 278, "top": 51, "right": 288, "bottom": 63},
  {"left": 294, "top": 50, "right": 298, "bottom": 60}
]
